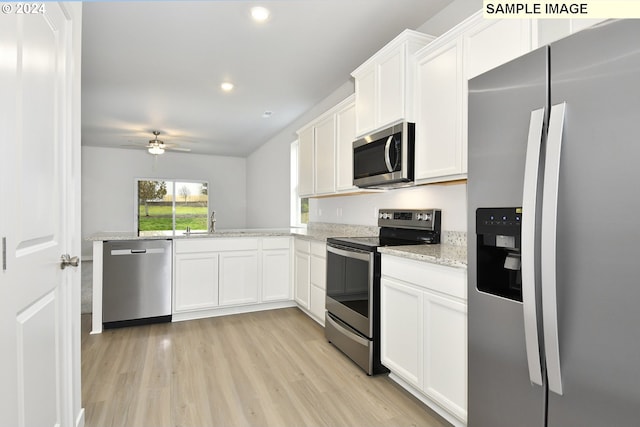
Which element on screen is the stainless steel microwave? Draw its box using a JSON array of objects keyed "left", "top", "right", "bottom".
[{"left": 353, "top": 121, "right": 415, "bottom": 188}]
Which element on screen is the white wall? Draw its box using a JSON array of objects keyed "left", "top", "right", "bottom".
[
  {"left": 246, "top": 80, "right": 355, "bottom": 228},
  {"left": 416, "top": 0, "right": 482, "bottom": 36},
  {"left": 310, "top": 182, "right": 467, "bottom": 232},
  {"left": 81, "top": 146, "right": 246, "bottom": 256}
]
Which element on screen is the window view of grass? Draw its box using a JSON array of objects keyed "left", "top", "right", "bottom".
[
  {"left": 137, "top": 180, "right": 208, "bottom": 235},
  {"left": 301, "top": 197, "right": 309, "bottom": 224}
]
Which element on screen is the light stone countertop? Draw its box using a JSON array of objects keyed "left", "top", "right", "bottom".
[
  {"left": 87, "top": 229, "right": 299, "bottom": 241},
  {"left": 378, "top": 243, "right": 467, "bottom": 269},
  {"left": 86, "top": 223, "right": 379, "bottom": 244},
  {"left": 87, "top": 224, "right": 467, "bottom": 269}
]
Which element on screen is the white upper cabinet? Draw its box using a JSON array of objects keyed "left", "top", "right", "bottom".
[
  {"left": 534, "top": 18, "right": 607, "bottom": 47},
  {"left": 352, "top": 30, "right": 435, "bottom": 137},
  {"left": 414, "top": 13, "right": 534, "bottom": 184},
  {"left": 354, "top": 68, "right": 376, "bottom": 135},
  {"left": 296, "top": 95, "right": 355, "bottom": 198},
  {"left": 335, "top": 98, "right": 357, "bottom": 191},
  {"left": 297, "top": 125, "right": 314, "bottom": 197},
  {"left": 314, "top": 113, "right": 337, "bottom": 195},
  {"left": 415, "top": 35, "right": 464, "bottom": 182},
  {"left": 463, "top": 17, "right": 532, "bottom": 81}
]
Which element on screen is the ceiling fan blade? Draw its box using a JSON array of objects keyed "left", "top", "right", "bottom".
[{"left": 167, "top": 147, "right": 191, "bottom": 152}]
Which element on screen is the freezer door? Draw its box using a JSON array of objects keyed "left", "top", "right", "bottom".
[
  {"left": 467, "top": 47, "right": 548, "bottom": 427},
  {"left": 546, "top": 20, "right": 640, "bottom": 426}
]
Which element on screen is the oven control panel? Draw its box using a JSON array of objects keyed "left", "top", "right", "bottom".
[{"left": 378, "top": 209, "right": 441, "bottom": 231}]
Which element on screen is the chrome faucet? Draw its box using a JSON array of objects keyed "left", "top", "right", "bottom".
[{"left": 210, "top": 211, "right": 216, "bottom": 232}]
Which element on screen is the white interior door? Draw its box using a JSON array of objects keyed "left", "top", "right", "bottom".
[{"left": 0, "top": 4, "right": 82, "bottom": 427}]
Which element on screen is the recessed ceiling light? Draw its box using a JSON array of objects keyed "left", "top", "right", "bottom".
[
  {"left": 262, "top": 111, "right": 273, "bottom": 119},
  {"left": 251, "top": 6, "right": 270, "bottom": 22},
  {"left": 221, "top": 82, "right": 234, "bottom": 92}
]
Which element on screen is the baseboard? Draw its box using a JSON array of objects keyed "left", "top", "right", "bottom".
[
  {"left": 172, "top": 300, "right": 296, "bottom": 323},
  {"left": 75, "top": 408, "right": 85, "bottom": 427},
  {"left": 388, "top": 372, "right": 466, "bottom": 427}
]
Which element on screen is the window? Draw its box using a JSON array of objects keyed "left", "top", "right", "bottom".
[
  {"left": 136, "top": 179, "right": 209, "bottom": 236},
  {"left": 290, "top": 141, "right": 309, "bottom": 226}
]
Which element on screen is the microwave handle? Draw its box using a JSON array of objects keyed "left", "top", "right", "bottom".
[{"left": 384, "top": 136, "right": 394, "bottom": 172}]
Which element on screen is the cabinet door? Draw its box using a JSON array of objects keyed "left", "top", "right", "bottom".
[
  {"left": 294, "top": 250, "right": 310, "bottom": 309},
  {"left": 174, "top": 253, "right": 219, "bottom": 312},
  {"left": 219, "top": 251, "right": 259, "bottom": 306},
  {"left": 355, "top": 66, "right": 376, "bottom": 136},
  {"left": 262, "top": 249, "right": 291, "bottom": 302},
  {"left": 423, "top": 291, "right": 468, "bottom": 422},
  {"left": 314, "top": 114, "right": 336, "bottom": 194},
  {"left": 297, "top": 126, "right": 314, "bottom": 196},
  {"left": 380, "top": 276, "right": 423, "bottom": 387},
  {"left": 464, "top": 19, "right": 532, "bottom": 80},
  {"left": 378, "top": 48, "right": 405, "bottom": 127},
  {"left": 309, "top": 284, "right": 326, "bottom": 323},
  {"left": 415, "top": 40, "right": 463, "bottom": 180},
  {"left": 309, "top": 243, "right": 326, "bottom": 290},
  {"left": 308, "top": 244, "right": 326, "bottom": 322},
  {"left": 336, "top": 100, "right": 356, "bottom": 191}
]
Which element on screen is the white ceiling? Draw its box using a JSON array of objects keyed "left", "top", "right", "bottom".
[{"left": 81, "top": 0, "right": 452, "bottom": 157}]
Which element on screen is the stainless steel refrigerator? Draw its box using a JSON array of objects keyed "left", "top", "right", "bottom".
[{"left": 467, "top": 20, "right": 640, "bottom": 427}]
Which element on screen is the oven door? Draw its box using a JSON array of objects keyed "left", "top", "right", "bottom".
[{"left": 325, "top": 243, "right": 374, "bottom": 338}]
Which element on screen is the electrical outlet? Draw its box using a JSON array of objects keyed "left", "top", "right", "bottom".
[
  {"left": 318, "top": 208, "right": 322, "bottom": 217},
  {"left": 336, "top": 207, "right": 342, "bottom": 217},
  {"left": 373, "top": 207, "right": 379, "bottom": 219}
]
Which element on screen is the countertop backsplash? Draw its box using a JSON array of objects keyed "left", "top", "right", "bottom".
[
  {"left": 306, "top": 222, "right": 379, "bottom": 237},
  {"left": 442, "top": 231, "right": 467, "bottom": 247}
]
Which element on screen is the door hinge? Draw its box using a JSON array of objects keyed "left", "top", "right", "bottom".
[{"left": 2, "top": 237, "right": 6, "bottom": 271}]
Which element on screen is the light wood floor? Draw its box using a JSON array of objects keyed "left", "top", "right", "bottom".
[{"left": 82, "top": 308, "right": 450, "bottom": 427}]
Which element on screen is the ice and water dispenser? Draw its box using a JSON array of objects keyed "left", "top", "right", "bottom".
[{"left": 476, "top": 208, "right": 523, "bottom": 301}]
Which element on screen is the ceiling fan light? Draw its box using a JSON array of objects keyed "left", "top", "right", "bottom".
[{"left": 148, "top": 145, "right": 165, "bottom": 155}]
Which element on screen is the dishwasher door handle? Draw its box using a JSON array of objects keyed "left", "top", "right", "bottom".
[{"left": 110, "top": 248, "right": 166, "bottom": 256}]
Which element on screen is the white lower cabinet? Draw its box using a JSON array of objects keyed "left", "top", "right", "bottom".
[
  {"left": 381, "top": 254, "right": 467, "bottom": 426},
  {"left": 381, "top": 277, "right": 422, "bottom": 385},
  {"left": 219, "top": 251, "right": 259, "bottom": 306},
  {"left": 294, "top": 239, "right": 311, "bottom": 309},
  {"left": 173, "top": 237, "right": 293, "bottom": 320},
  {"left": 174, "top": 252, "right": 219, "bottom": 312},
  {"left": 262, "top": 238, "right": 292, "bottom": 302},
  {"left": 308, "top": 241, "right": 327, "bottom": 324},
  {"left": 293, "top": 238, "right": 326, "bottom": 324}
]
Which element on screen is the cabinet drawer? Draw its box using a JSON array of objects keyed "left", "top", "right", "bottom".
[
  {"left": 382, "top": 255, "right": 467, "bottom": 300},
  {"left": 176, "top": 238, "right": 259, "bottom": 254},
  {"left": 262, "top": 237, "right": 291, "bottom": 250},
  {"left": 310, "top": 241, "right": 326, "bottom": 257},
  {"left": 294, "top": 238, "right": 311, "bottom": 254}
]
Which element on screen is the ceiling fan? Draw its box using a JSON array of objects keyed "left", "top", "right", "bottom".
[{"left": 145, "top": 131, "right": 191, "bottom": 155}]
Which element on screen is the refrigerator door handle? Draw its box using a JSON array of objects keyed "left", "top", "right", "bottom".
[
  {"left": 521, "top": 107, "right": 545, "bottom": 387},
  {"left": 542, "top": 102, "right": 567, "bottom": 395}
]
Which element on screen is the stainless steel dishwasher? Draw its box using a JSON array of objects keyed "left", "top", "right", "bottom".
[{"left": 103, "top": 239, "right": 172, "bottom": 328}]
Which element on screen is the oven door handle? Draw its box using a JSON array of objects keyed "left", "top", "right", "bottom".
[{"left": 327, "top": 244, "right": 372, "bottom": 261}]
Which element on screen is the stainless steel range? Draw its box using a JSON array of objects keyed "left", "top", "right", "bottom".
[{"left": 325, "top": 209, "right": 441, "bottom": 375}]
